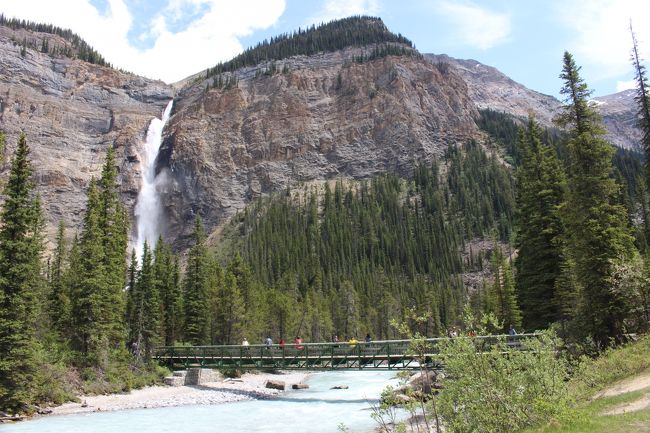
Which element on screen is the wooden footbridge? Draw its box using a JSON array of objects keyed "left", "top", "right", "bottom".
[{"left": 153, "top": 334, "right": 539, "bottom": 371}]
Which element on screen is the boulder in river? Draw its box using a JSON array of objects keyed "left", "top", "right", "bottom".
[
  {"left": 330, "top": 385, "right": 349, "bottom": 389},
  {"left": 266, "top": 380, "right": 286, "bottom": 390},
  {"left": 292, "top": 383, "right": 309, "bottom": 389},
  {"left": 387, "top": 371, "right": 443, "bottom": 404}
]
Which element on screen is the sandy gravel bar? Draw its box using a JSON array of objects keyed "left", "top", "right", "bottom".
[{"left": 50, "top": 371, "right": 311, "bottom": 416}]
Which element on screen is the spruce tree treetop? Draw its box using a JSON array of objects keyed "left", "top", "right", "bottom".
[{"left": 557, "top": 51, "right": 603, "bottom": 137}]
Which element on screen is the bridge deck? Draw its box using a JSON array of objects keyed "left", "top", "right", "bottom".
[{"left": 153, "top": 334, "right": 538, "bottom": 370}]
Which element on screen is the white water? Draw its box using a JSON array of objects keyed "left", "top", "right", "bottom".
[
  {"left": 134, "top": 100, "right": 174, "bottom": 260},
  {"left": 0, "top": 371, "right": 405, "bottom": 433}
]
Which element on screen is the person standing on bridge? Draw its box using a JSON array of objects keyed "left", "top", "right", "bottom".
[
  {"left": 508, "top": 325, "right": 517, "bottom": 336},
  {"left": 242, "top": 338, "right": 250, "bottom": 346},
  {"left": 365, "top": 333, "right": 372, "bottom": 343},
  {"left": 265, "top": 335, "right": 273, "bottom": 349},
  {"left": 294, "top": 336, "right": 304, "bottom": 349}
]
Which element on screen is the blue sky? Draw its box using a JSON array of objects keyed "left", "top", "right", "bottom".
[{"left": 0, "top": 0, "right": 648, "bottom": 97}]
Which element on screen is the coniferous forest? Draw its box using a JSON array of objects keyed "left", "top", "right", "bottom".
[{"left": 1, "top": 16, "right": 650, "bottom": 421}]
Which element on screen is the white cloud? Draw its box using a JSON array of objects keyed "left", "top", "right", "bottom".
[
  {"left": 0, "top": 0, "right": 286, "bottom": 83},
  {"left": 556, "top": 0, "right": 650, "bottom": 83},
  {"left": 307, "top": 0, "right": 381, "bottom": 26},
  {"left": 616, "top": 79, "right": 637, "bottom": 92},
  {"left": 435, "top": 1, "right": 511, "bottom": 50}
]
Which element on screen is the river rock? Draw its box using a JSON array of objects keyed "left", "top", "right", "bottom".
[
  {"left": 388, "top": 370, "right": 443, "bottom": 404},
  {"left": 330, "top": 385, "right": 349, "bottom": 389},
  {"left": 265, "top": 379, "right": 286, "bottom": 390},
  {"left": 292, "top": 383, "right": 309, "bottom": 389},
  {"left": 164, "top": 376, "right": 185, "bottom": 387},
  {"left": 406, "top": 370, "right": 440, "bottom": 395}
]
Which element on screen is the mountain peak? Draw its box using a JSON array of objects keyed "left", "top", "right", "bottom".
[
  {"left": 0, "top": 13, "right": 110, "bottom": 68},
  {"left": 205, "top": 16, "right": 414, "bottom": 79}
]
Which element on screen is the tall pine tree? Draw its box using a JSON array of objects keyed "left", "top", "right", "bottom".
[
  {"left": 630, "top": 25, "right": 650, "bottom": 188},
  {"left": 72, "top": 177, "right": 110, "bottom": 365},
  {"left": 48, "top": 220, "right": 70, "bottom": 340},
  {"left": 630, "top": 24, "right": 650, "bottom": 245},
  {"left": 153, "top": 237, "right": 183, "bottom": 346},
  {"left": 557, "top": 52, "right": 636, "bottom": 346},
  {"left": 0, "top": 134, "right": 45, "bottom": 413},
  {"left": 98, "top": 148, "right": 128, "bottom": 351},
  {"left": 183, "top": 217, "right": 211, "bottom": 345},
  {"left": 514, "top": 117, "right": 566, "bottom": 330}
]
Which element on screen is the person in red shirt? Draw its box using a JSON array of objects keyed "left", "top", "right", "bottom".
[{"left": 294, "top": 336, "right": 304, "bottom": 349}]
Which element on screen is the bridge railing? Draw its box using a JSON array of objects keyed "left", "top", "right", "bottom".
[{"left": 152, "top": 333, "right": 541, "bottom": 370}]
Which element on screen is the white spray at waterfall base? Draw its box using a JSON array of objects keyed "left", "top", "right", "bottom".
[{"left": 134, "top": 100, "right": 174, "bottom": 261}]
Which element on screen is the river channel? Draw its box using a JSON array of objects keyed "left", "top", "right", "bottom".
[{"left": 0, "top": 371, "right": 406, "bottom": 433}]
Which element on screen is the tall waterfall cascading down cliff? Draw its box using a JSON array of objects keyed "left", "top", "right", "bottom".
[{"left": 134, "top": 100, "right": 174, "bottom": 260}]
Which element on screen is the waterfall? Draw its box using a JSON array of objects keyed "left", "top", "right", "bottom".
[{"left": 134, "top": 100, "right": 173, "bottom": 260}]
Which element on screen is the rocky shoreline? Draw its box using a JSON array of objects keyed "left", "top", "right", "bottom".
[{"left": 48, "top": 371, "right": 311, "bottom": 417}]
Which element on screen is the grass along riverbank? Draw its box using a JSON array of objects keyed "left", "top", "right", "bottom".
[{"left": 523, "top": 335, "right": 650, "bottom": 433}]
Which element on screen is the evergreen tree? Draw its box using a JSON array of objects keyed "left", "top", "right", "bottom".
[
  {"left": 71, "top": 177, "right": 110, "bottom": 365},
  {"left": 183, "top": 217, "right": 210, "bottom": 345},
  {"left": 48, "top": 220, "right": 70, "bottom": 339},
  {"left": 514, "top": 117, "right": 567, "bottom": 330},
  {"left": 0, "top": 134, "right": 45, "bottom": 413},
  {"left": 216, "top": 271, "right": 245, "bottom": 344},
  {"left": 630, "top": 25, "right": 650, "bottom": 243},
  {"left": 126, "top": 249, "right": 140, "bottom": 354},
  {"left": 487, "top": 248, "right": 522, "bottom": 331},
  {"left": 226, "top": 253, "right": 255, "bottom": 336},
  {"left": 630, "top": 25, "right": 650, "bottom": 187},
  {"left": 98, "top": 148, "right": 128, "bottom": 351},
  {"left": 138, "top": 241, "right": 160, "bottom": 358},
  {"left": 557, "top": 52, "right": 636, "bottom": 346},
  {"left": 64, "top": 234, "right": 82, "bottom": 340},
  {"left": 153, "top": 237, "right": 183, "bottom": 346}
]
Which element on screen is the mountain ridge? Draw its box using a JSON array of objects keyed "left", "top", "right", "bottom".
[{"left": 0, "top": 16, "right": 642, "bottom": 250}]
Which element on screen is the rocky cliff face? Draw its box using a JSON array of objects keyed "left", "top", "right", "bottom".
[
  {"left": 425, "top": 54, "right": 562, "bottom": 127},
  {"left": 0, "top": 26, "right": 173, "bottom": 242},
  {"left": 427, "top": 54, "right": 642, "bottom": 151},
  {"left": 161, "top": 47, "right": 481, "bottom": 247},
  {"left": 593, "top": 89, "right": 642, "bottom": 150}
]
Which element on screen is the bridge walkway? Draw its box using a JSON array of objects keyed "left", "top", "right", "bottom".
[{"left": 153, "top": 334, "right": 539, "bottom": 371}]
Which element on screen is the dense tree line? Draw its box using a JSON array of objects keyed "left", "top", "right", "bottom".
[
  {"left": 208, "top": 141, "right": 517, "bottom": 342},
  {"left": 0, "top": 13, "right": 110, "bottom": 66},
  {"left": 206, "top": 16, "right": 413, "bottom": 79}
]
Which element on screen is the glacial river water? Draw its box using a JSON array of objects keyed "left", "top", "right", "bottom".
[{"left": 0, "top": 371, "right": 405, "bottom": 433}]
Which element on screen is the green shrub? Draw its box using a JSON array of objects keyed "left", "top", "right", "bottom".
[{"left": 437, "top": 331, "right": 571, "bottom": 433}]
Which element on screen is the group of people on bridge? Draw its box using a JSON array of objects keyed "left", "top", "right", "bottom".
[{"left": 240, "top": 333, "right": 373, "bottom": 348}]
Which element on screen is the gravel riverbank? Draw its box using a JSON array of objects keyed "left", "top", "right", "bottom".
[{"left": 49, "top": 371, "right": 311, "bottom": 416}]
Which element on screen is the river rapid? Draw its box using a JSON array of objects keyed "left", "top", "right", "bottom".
[{"left": 0, "top": 371, "right": 405, "bottom": 433}]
